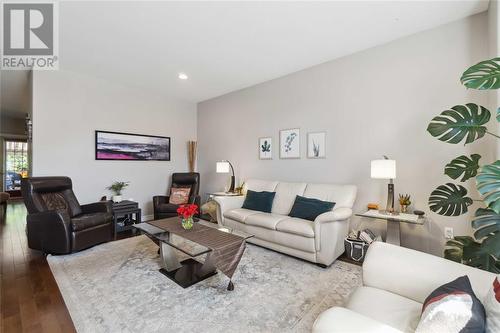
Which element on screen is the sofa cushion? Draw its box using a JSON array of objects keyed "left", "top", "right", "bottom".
[
  {"left": 245, "top": 213, "right": 289, "bottom": 230},
  {"left": 416, "top": 276, "right": 486, "bottom": 333},
  {"left": 346, "top": 286, "right": 421, "bottom": 332},
  {"left": 271, "top": 182, "right": 307, "bottom": 215},
  {"left": 244, "top": 179, "right": 279, "bottom": 193},
  {"left": 276, "top": 217, "right": 315, "bottom": 238},
  {"left": 304, "top": 184, "right": 357, "bottom": 209},
  {"left": 224, "top": 208, "right": 259, "bottom": 223},
  {"left": 71, "top": 213, "right": 111, "bottom": 232},
  {"left": 241, "top": 190, "right": 276, "bottom": 213},
  {"left": 289, "top": 195, "right": 335, "bottom": 221}
]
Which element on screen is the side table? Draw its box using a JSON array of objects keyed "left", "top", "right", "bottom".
[
  {"left": 112, "top": 200, "right": 141, "bottom": 239},
  {"left": 355, "top": 210, "right": 425, "bottom": 246}
]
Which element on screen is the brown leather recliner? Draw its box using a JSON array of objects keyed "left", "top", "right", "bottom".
[
  {"left": 153, "top": 172, "right": 200, "bottom": 220},
  {"left": 22, "top": 176, "right": 113, "bottom": 254}
]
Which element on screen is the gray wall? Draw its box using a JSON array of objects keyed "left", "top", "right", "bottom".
[
  {"left": 32, "top": 70, "right": 197, "bottom": 219},
  {"left": 197, "top": 13, "right": 494, "bottom": 255}
]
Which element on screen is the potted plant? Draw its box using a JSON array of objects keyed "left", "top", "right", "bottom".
[
  {"left": 177, "top": 204, "right": 198, "bottom": 230},
  {"left": 107, "top": 181, "right": 129, "bottom": 203},
  {"left": 398, "top": 194, "right": 411, "bottom": 213},
  {"left": 426, "top": 57, "right": 500, "bottom": 273}
]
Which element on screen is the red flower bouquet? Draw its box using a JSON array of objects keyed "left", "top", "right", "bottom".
[{"left": 177, "top": 204, "right": 198, "bottom": 229}]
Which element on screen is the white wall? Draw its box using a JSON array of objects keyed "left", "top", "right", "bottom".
[
  {"left": 198, "top": 13, "right": 494, "bottom": 256},
  {"left": 32, "top": 70, "right": 197, "bottom": 219},
  {"left": 489, "top": 1, "right": 500, "bottom": 158}
]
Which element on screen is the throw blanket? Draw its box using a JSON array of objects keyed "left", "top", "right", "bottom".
[{"left": 148, "top": 218, "right": 246, "bottom": 279}]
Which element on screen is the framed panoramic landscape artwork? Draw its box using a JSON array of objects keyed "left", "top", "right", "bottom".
[
  {"left": 95, "top": 130, "right": 170, "bottom": 161},
  {"left": 280, "top": 128, "right": 300, "bottom": 159},
  {"left": 307, "top": 132, "right": 326, "bottom": 158},
  {"left": 259, "top": 137, "right": 272, "bottom": 159}
]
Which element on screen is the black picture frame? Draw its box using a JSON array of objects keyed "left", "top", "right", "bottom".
[{"left": 95, "top": 130, "right": 171, "bottom": 161}]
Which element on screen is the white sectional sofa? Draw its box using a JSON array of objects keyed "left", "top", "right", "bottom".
[
  {"left": 214, "top": 179, "right": 357, "bottom": 266},
  {"left": 313, "top": 242, "right": 496, "bottom": 332}
]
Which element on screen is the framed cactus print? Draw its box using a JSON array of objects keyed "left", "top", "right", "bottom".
[
  {"left": 280, "top": 128, "right": 300, "bottom": 159},
  {"left": 307, "top": 132, "right": 326, "bottom": 159},
  {"left": 259, "top": 137, "right": 272, "bottom": 160}
]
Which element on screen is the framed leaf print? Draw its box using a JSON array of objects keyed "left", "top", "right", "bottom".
[
  {"left": 259, "top": 137, "right": 272, "bottom": 160},
  {"left": 280, "top": 128, "right": 300, "bottom": 159}
]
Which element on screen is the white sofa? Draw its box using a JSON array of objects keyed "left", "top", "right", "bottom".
[
  {"left": 313, "top": 242, "right": 496, "bottom": 333},
  {"left": 214, "top": 179, "right": 357, "bottom": 266}
]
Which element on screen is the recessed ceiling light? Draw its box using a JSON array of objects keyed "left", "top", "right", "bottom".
[{"left": 178, "top": 72, "right": 188, "bottom": 80}]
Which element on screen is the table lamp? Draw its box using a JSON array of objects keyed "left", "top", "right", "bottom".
[
  {"left": 216, "top": 160, "right": 235, "bottom": 193},
  {"left": 371, "top": 156, "right": 397, "bottom": 215}
]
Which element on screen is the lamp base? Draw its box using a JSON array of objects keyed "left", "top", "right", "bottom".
[{"left": 228, "top": 176, "right": 235, "bottom": 193}]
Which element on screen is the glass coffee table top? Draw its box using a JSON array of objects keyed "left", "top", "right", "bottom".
[{"left": 134, "top": 219, "right": 253, "bottom": 258}]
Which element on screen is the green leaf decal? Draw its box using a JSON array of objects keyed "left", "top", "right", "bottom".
[
  {"left": 477, "top": 160, "right": 500, "bottom": 214},
  {"left": 461, "top": 57, "right": 500, "bottom": 90},
  {"left": 497, "top": 107, "right": 500, "bottom": 122},
  {"left": 445, "top": 236, "right": 500, "bottom": 273},
  {"left": 429, "top": 183, "right": 473, "bottom": 216},
  {"left": 427, "top": 103, "right": 490, "bottom": 145},
  {"left": 444, "top": 154, "right": 481, "bottom": 182}
]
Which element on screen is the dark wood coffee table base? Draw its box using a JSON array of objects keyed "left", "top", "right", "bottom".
[{"left": 159, "top": 258, "right": 218, "bottom": 288}]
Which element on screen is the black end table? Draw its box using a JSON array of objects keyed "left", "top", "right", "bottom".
[{"left": 112, "top": 200, "right": 141, "bottom": 239}]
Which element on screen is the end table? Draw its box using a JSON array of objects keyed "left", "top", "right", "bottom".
[
  {"left": 112, "top": 200, "right": 141, "bottom": 239},
  {"left": 355, "top": 210, "right": 425, "bottom": 246}
]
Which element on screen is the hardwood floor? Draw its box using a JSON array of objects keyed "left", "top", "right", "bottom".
[{"left": 1, "top": 202, "right": 76, "bottom": 333}]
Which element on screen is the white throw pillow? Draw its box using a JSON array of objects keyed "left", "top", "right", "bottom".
[{"left": 484, "top": 274, "right": 500, "bottom": 333}]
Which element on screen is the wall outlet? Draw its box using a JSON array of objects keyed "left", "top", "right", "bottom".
[{"left": 444, "top": 227, "right": 454, "bottom": 240}]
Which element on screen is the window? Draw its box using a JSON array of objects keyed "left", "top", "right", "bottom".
[{"left": 4, "top": 140, "right": 28, "bottom": 191}]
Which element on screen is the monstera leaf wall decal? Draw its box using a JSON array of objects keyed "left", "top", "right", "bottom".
[
  {"left": 428, "top": 183, "right": 472, "bottom": 216},
  {"left": 460, "top": 57, "right": 500, "bottom": 90},
  {"left": 426, "top": 104, "right": 491, "bottom": 144},
  {"left": 427, "top": 57, "right": 500, "bottom": 273}
]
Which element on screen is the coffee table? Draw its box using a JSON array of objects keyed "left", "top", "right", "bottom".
[{"left": 134, "top": 218, "right": 253, "bottom": 290}]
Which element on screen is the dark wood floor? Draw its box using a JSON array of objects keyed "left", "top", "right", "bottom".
[{"left": 1, "top": 202, "right": 76, "bottom": 333}]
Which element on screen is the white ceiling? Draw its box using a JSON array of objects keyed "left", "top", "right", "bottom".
[{"left": 1, "top": 0, "right": 490, "bottom": 108}]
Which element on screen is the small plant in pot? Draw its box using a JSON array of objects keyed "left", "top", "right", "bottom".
[{"left": 107, "top": 181, "right": 129, "bottom": 203}]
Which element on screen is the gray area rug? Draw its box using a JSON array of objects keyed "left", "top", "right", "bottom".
[{"left": 47, "top": 235, "right": 362, "bottom": 333}]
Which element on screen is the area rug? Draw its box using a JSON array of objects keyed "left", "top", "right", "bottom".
[{"left": 47, "top": 235, "right": 362, "bottom": 333}]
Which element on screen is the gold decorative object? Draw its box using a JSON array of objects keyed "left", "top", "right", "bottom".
[
  {"left": 188, "top": 141, "right": 197, "bottom": 172},
  {"left": 398, "top": 194, "right": 411, "bottom": 213}
]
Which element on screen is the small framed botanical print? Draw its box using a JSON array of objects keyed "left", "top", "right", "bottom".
[
  {"left": 259, "top": 137, "right": 272, "bottom": 160},
  {"left": 307, "top": 132, "right": 326, "bottom": 158},
  {"left": 280, "top": 128, "right": 300, "bottom": 159}
]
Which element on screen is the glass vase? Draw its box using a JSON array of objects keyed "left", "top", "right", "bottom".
[{"left": 181, "top": 216, "right": 194, "bottom": 230}]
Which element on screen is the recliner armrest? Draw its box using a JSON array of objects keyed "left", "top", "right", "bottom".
[
  {"left": 153, "top": 195, "right": 169, "bottom": 208},
  {"left": 26, "top": 210, "right": 72, "bottom": 254},
  {"left": 81, "top": 201, "right": 113, "bottom": 214},
  {"left": 314, "top": 207, "right": 352, "bottom": 223}
]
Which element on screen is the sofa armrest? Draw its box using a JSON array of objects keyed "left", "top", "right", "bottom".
[
  {"left": 315, "top": 207, "right": 353, "bottom": 223},
  {"left": 363, "top": 241, "right": 496, "bottom": 303},
  {"left": 314, "top": 208, "right": 352, "bottom": 265},
  {"left": 213, "top": 196, "right": 245, "bottom": 225},
  {"left": 26, "top": 210, "right": 72, "bottom": 254},
  {"left": 313, "top": 307, "right": 403, "bottom": 333},
  {"left": 81, "top": 201, "right": 112, "bottom": 214}
]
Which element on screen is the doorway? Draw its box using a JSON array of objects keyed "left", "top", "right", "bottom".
[{"left": 3, "top": 139, "right": 28, "bottom": 198}]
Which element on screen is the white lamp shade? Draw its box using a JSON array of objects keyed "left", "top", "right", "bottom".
[
  {"left": 216, "top": 161, "right": 230, "bottom": 173},
  {"left": 371, "top": 159, "right": 396, "bottom": 179}
]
